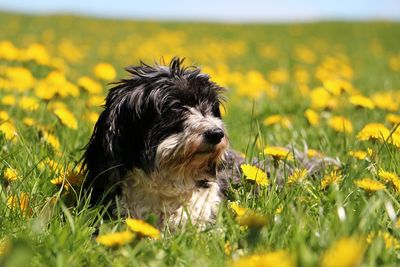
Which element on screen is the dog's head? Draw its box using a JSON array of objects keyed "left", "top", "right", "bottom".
[{"left": 83, "top": 57, "right": 228, "bottom": 200}]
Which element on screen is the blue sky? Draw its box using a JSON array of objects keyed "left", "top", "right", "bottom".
[{"left": 0, "top": 0, "right": 399, "bottom": 22}]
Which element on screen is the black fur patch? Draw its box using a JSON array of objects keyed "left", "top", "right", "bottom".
[{"left": 196, "top": 179, "right": 211, "bottom": 188}]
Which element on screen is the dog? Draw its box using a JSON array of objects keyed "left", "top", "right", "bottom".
[{"left": 82, "top": 57, "right": 235, "bottom": 229}]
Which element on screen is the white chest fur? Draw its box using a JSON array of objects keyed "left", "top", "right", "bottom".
[{"left": 121, "top": 169, "right": 221, "bottom": 229}]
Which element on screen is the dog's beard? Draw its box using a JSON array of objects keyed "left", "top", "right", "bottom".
[{"left": 155, "top": 108, "right": 228, "bottom": 181}]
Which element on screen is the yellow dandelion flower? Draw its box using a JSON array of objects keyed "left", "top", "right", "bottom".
[
  {"left": 372, "top": 92, "right": 398, "bottom": 112},
  {"left": 275, "top": 205, "right": 283, "bottom": 214},
  {"left": 379, "top": 232, "right": 400, "bottom": 250},
  {"left": 4, "top": 66, "right": 35, "bottom": 91},
  {"left": 0, "top": 111, "right": 9, "bottom": 121},
  {"left": 47, "top": 101, "right": 69, "bottom": 111},
  {"left": 236, "top": 74, "right": 272, "bottom": 99},
  {"left": 60, "top": 75, "right": 79, "bottom": 97},
  {"left": 356, "top": 123, "right": 390, "bottom": 141},
  {"left": 3, "top": 167, "right": 18, "bottom": 181},
  {"left": 1, "top": 95, "right": 16, "bottom": 106},
  {"left": 126, "top": 218, "right": 160, "bottom": 239},
  {"left": 366, "top": 232, "right": 374, "bottom": 244},
  {"left": 304, "top": 109, "right": 320, "bottom": 126},
  {"left": 22, "top": 117, "right": 36, "bottom": 126},
  {"left": 237, "top": 70, "right": 274, "bottom": 99},
  {"left": 231, "top": 250, "right": 294, "bottom": 267},
  {"left": 310, "top": 87, "right": 337, "bottom": 110},
  {"left": 377, "top": 169, "right": 400, "bottom": 191},
  {"left": 378, "top": 169, "right": 399, "bottom": 183},
  {"left": 34, "top": 82, "right": 57, "bottom": 100},
  {"left": 355, "top": 178, "right": 385, "bottom": 192},
  {"left": 240, "top": 164, "right": 269, "bottom": 186},
  {"left": 367, "top": 231, "right": 400, "bottom": 250},
  {"left": 322, "top": 79, "right": 340, "bottom": 96},
  {"left": 263, "top": 146, "right": 294, "bottom": 161},
  {"left": 287, "top": 168, "right": 308, "bottom": 185},
  {"left": 85, "top": 112, "right": 100, "bottom": 124},
  {"left": 36, "top": 71, "right": 80, "bottom": 99},
  {"left": 321, "top": 171, "right": 342, "bottom": 189},
  {"left": 96, "top": 231, "right": 134, "bottom": 247},
  {"left": 22, "top": 43, "right": 51, "bottom": 65},
  {"left": 349, "top": 95, "right": 375, "bottom": 109},
  {"left": 41, "top": 130, "right": 61, "bottom": 150},
  {"left": 230, "top": 202, "right": 249, "bottom": 217},
  {"left": 45, "top": 71, "right": 66, "bottom": 85},
  {"left": 51, "top": 170, "right": 84, "bottom": 190},
  {"left": 54, "top": 71, "right": 79, "bottom": 97},
  {"left": 7, "top": 192, "right": 30, "bottom": 214},
  {"left": 320, "top": 237, "right": 364, "bottom": 267},
  {"left": 18, "top": 96, "right": 39, "bottom": 111},
  {"left": 78, "top": 76, "right": 103, "bottom": 94},
  {"left": 53, "top": 108, "right": 78, "bottom": 130},
  {"left": 224, "top": 241, "right": 232, "bottom": 255},
  {"left": 38, "top": 158, "right": 64, "bottom": 174},
  {"left": 263, "top": 114, "right": 291, "bottom": 128},
  {"left": 328, "top": 116, "right": 353, "bottom": 133},
  {"left": 386, "top": 113, "right": 400, "bottom": 126},
  {"left": 0, "top": 40, "right": 18, "bottom": 61},
  {"left": 348, "top": 150, "right": 368, "bottom": 160},
  {"left": 87, "top": 95, "right": 105, "bottom": 107},
  {"left": 94, "top": 62, "right": 117, "bottom": 81},
  {"left": 0, "top": 121, "right": 17, "bottom": 141},
  {"left": 50, "top": 178, "right": 65, "bottom": 188},
  {"left": 389, "top": 132, "right": 400, "bottom": 149}
]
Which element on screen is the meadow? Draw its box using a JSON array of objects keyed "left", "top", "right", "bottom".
[{"left": 1, "top": 11, "right": 400, "bottom": 266}]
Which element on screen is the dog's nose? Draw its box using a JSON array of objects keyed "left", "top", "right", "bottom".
[{"left": 204, "top": 128, "right": 224, "bottom": 145}]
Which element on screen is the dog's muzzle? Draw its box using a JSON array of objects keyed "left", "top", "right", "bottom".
[
  {"left": 194, "top": 127, "right": 226, "bottom": 156},
  {"left": 204, "top": 128, "right": 224, "bottom": 145}
]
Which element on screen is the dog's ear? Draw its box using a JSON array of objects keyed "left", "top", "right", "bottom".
[
  {"left": 105, "top": 82, "right": 145, "bottom": 154},
  {"left": 103, "top": 77, "right": 172, "bottom": 166},
  {"left": 82, "top": 80, "right": 152, "bottom": 204}
]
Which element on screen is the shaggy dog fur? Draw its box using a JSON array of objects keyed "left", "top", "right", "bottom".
[{"left": 82, "top": 58, "right": 231, "bottom": 228}]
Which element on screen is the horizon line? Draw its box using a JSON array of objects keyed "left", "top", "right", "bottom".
[{"left": 1, "top": 9, "right": 400, "bottom": 24}]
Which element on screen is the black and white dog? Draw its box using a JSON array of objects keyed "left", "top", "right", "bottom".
[{"left": 82, "top": 58, "right": 237, "bottom": 228}]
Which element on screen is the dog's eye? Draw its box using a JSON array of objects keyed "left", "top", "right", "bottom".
[
  {"left": 212, "top": 104, "right": 221, "bottom": 118},
  {"left": 170, "top": 105, "right": 189, "bottom": 114}
]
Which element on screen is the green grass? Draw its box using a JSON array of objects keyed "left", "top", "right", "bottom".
[{"left": 1, "top": 12, "right": 400, "bottom": 266}]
